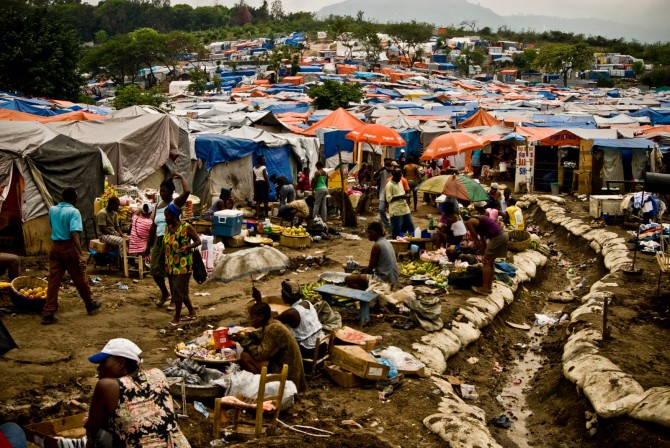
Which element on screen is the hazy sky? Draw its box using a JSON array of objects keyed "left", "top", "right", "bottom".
[{"left": 175, "top": 0, "right": 669, "bottom": 23}]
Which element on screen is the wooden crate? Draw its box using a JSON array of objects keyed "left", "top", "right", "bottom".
[{"left": 280, "top": 234, "right": 311, "bottom": 248}]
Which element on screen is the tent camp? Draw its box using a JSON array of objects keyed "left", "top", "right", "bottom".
[{"left": 0, "top": 122, "right": 104, "bottom": 254}]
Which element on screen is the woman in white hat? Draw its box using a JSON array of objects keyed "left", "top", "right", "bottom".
[{"left": 85, "top": 338, "right": 190, "bottom": 448}]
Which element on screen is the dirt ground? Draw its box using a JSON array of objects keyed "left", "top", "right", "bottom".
[{"left": 1, "top": 199, "right": 669, "bottom": 448}]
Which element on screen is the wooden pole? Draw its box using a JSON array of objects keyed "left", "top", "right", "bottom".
[
  {"left": 337, "top": 144, "right": 346, "bottom": 225},
  {"left": 602, "top": 294, "right": 610, "bottom": 340}
]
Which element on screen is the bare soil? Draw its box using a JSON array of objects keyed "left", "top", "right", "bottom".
[{"left": 1, "top": 199, "right": 669, "bottom": 448}]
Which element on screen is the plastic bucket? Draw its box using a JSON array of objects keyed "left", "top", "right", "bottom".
[{"left": 550, "top": 183, "right": 560, "bottom": 195}]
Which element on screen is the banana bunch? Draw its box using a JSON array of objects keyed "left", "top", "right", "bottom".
[
  {"left": 271, "top": 225, "right": 285, "bottom": 234},
  {"left": 118, "top": 205, "right": 129, "bottom": 221},
  {"left": 300, "top": 280, "right": 325, "bottom": 302},
  {"left": 401, "top": 260, "right": 441, "bottom": 277}
]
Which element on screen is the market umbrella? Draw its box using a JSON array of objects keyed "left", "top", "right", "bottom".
[
  {"left": 345, "top": 123, "right": 406, "bottom": 147},
  {"left": 208, "top": 246, "right": 290, "bottom": 284},
  {"left": 417, "top": 175, "right": 450, "bottom": 194},
  {"left": 441, "top": 174, "right": 489, "bottom": 203},
  {"left": 420, "top": 132, "right": 486, "bottom": 160}
]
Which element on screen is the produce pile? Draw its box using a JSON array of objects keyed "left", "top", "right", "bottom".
[
  {"left": 300, "top": 280, "right": 326, "bottom": 302},
  {"left": 400, "top": 260, "right": 448, "bottom": 288},
  {"left": 16, "top": 286, "right": 47, "bottom": 300},
  {"left": 283, "top": 225, "right": 309, "bottom": 237},
  {"left": 176, "top": 333, "right": 238, "bottom": 362}
]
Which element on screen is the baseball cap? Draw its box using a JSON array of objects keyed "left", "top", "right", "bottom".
[
  {"left": 88, "top": 338, "right": 142, "bottom": 363},
  {"left": 490, "top": 182, "right": 499, "bottom": 189},
  {"left": 141, "top": 203, "right": 153, "bottom": 214}
]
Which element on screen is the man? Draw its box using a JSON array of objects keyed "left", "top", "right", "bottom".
[
  {"left": 503, "top": 198, "right": 525, "bottom": 230},
  {"left": 397, "top": 149, "right": 406, "bottom": 168},
  {"left": 96, "top": 196, "right": 125, "bottom": 251},
  {"left": 277, "top": 196, "right": 315, "bottom": 227},
  {"left": 276, "top": 279, "right": 324, "bottom": 358},
  {"left": 487, "top": 183, "right": 501, "bottom": 211},
  {"left": 403, "top": 156, "right": 422, "bottom": 212},
  {"left": 43, "top": 188, "right": 102, "bottom": 325},
  {"left": 270, "top": 174, "right": 296, "bottom": 206},
  {"left": 464, "top": 212, "right": 508, "bottom": 296},
  {"left": 385, "top": 168, "right": 414, "bottom": 238},
  {"left": 374, "top": 159, "right": 393, "bottom": 231},
  {"left": 345, "top": 221, "right": 399, "bottom": 291}
]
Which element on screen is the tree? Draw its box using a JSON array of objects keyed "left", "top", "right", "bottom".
[
  {"left": 384, "top": 21, "right": 433, "bottom": 66},
  {"left": 0, "top": 8, "right": 83, "bottom": 100},
  {"left": 354, "top": 22, "right": 382, "bottom": 63},
  {"left": 330, "top": 16, "right": 357, "bottom": 60},
  {"left": 307, "top": 80, "right": 363, "bottom": 110},
  {"left": 512, "top": 49, "right": 538, "bottom": 72},
  {"left": 533, "top": 43, "right": 593, "bottom": 87},
  {"left": 270, "top": 0, "right": 283, "bottom": 20},
  {"left": 632, "top": 61, "right": 645, "bottom": 78},
  {"left": 186, "top": 67, "right": 209, "bottom": 95},
  {"left": 113, "top": 84, "right": 165, "bottom": 109},
  {"left": 460, "top": 19, "right": 478, "bottom": 33},
  {"left": 456, "top": 47, "right": 486, "bottom": 77}
]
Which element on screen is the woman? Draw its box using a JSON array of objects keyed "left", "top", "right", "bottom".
[
  {"left": 357, "top": 162, "right": 373, "bottom": 185},
  {"left": 276, "top": 280, "right": 324, "bottom": 358},
  {"left": 311, "top": 161, "right": 328, "bottom": 223},
  {"left": 128, "top": 203, "right": 152, "bottom": 256},
  {"left": 296, "top": 167, "right": 312, "bottom": 196},
  {"left": 253, "top": 156, "right": 270, "bottom": 219},
  {"left": 163, "top": 203, "right": 200, "bottom": 328},
  {"left": 203, "top": 188, "right": 234, "bottom": 220},
  {"left": 237, "top": 301, "right": 307, "bottom": 392},
  {"left": 85, "top": 338, "right": 190, "bottom": 448},
  {"left": 144, "top": 173, "right": 190, "bottom": 309}
]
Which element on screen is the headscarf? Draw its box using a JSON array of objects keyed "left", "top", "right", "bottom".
[
  {"left": 281, "top": 279, "right": 301, "bottom": 301},
  {"left": 220, "top": 188, "right": 232, "bottom": 199},
  {"left": 166, "top": 202, "right": 182, "bottom": 218}
]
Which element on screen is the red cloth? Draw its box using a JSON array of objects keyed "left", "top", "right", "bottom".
[
  {"left": 442, "top": 159, "right": 451, "bottom": 170},
  {"left": 0, "top": 432, "right": 12, "bottom": 448}
]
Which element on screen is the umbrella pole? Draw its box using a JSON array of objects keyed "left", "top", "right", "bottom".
[{"left": 337, "top": 144, "right": 346, "bottom": 225}]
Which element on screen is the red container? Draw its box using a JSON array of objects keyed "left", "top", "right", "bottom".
[{"left": 212, "top": 328, "right": 235, "bottom": 349}]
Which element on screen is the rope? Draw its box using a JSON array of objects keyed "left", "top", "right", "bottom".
[{"left": 277, "top": 419, "right": 333, "bottom": 437}]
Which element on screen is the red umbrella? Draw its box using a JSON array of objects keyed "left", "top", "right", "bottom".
[
  {"left": 420, "top": 132, "right": 486, "bottom": 160},
  {"left": 345, "top": 123, "right": 406, "bottom": 147}
]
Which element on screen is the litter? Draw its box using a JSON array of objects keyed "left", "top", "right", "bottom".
[
  {"left": 467, "top": 357, "right": 479, "bottom": 364},
  {"left": 534, "top": 313, "right": 559, "bottom": 326},
  {"left": 339, "top": 232, "right": 362, "bottom": 241},
  {"left": 193, "top": 292, "right": 210, "bottom": 296},
  {"left": 460, "top": 384, "right": 479, "bottom": 400},
  {"left": 490, "top": 414, "right": 513, "bottom": 429},
  {"left": 193, "top": 401, "right": 209, "bottom": 418},
  {"left": 115, "top": 282, "right": 128, "bottom": 290},
  {"left": 492, "top": 362, "right": 503, "bottom": 373},
  {"left": 506, "top": 321, "right": 531, "bottom": 331},
  {"left": 91, "top": 277, "right": 102, "bottom": 284}
]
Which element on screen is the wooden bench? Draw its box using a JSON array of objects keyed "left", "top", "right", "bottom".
[{"left": 314, "top": 284, "right": 378, "bottom": 327}]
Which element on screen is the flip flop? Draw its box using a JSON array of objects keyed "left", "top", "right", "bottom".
[
  {"left": 155, "top": 296, "right": 171, "bottom": 307},
  {"left": 471, "top": 286, "right": 492, "bottom": 296},
  {"left": 165, "top": 322, "right": 181, "bottom": 329},
  {"left": 182, "top": 315, "right": 197, "bottom": 322}
]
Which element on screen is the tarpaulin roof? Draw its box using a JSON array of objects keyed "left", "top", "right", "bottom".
[
  {"left": 459, "top": 109, "right": 502, "bottom": 128},
  {"left": 0, "top": 99, "right": 66, "bottom": 117},
  {"left": 628, "top": 107, "right": 670, "bottom": 125},
  {"left": 0, "top": 109, "right": 106, "bottom": 122},
  {"left": 45, "top": 114, "right": 178, "bottom": 185},
  {"left": 592, "top": 138, "right": 656, "bottom": 150},
  {"left": 302, "top": 107, "right": 364, "bottom": 136},
  {"left": 195, "top": 134, "right": 259, "bottom": 170}
]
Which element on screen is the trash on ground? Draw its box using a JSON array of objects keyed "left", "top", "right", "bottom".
[
  {"left": 467, "top": 357, "right": 479, "bottom": 364},
  {"left": 490, "top": 414, "right": 513, "bottom": 429},
  {"left": 506, "top": 321, "right": 531, "bottom": 331},
  {"left": 460, "top": 384, "right": 479, "bottom": 400}
]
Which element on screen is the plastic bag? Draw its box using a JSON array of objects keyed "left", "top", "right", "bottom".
[
  {"left": 223, "top": 369, "right": 297, "bottom": 410},
  {"left": 99, "top": 148, "right": 114, "bottom": 176},
  {"left": 192, "top": 248, "right": 207, "bottom": 284}
]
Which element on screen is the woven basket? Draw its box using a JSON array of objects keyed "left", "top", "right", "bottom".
[
  {"left": 507, "top": 230, "right": 531, "bottom": 252},
  {"left": 10, "top": 276, "right": 48, "bottom": 312}
]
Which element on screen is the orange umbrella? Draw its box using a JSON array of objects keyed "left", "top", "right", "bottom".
[
  {"left": 345, "top": 123, "right": 406, "bottom": 147},
  {"left": 420, "top": 132, "right": 486, "bottom": 160}
]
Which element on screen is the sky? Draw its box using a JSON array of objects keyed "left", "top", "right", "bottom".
[{"left": 173, "top": 0, "right": 668, "bottom": 23}]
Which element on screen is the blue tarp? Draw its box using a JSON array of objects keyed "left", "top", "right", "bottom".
[
  {"left": 69, "top": 105, "right": 110, "bottom": 115},
  {"left": 628, "top": 107, "right": 670, "bottom": 125},
  {"left": 399, "top": 130, "right": 421, "bottom": 156},
  {"left": 264, "top": 87, "right": 305, "bottom": 94},
  {"left": 323, "top": 130, "right": 354, "bottom": 159},
  {"left": 591, "top": 138, "right": 656, "bottom": 151},
  {"left": 257, "top": 145, "right": 293, "bottom": 200},
  {"left": 524, "top": 121, "right": 596, "bottom": 129},
  {"left": 536, "top": 91, "right": 557, "bottom": 100},
  {"left": 354, "top": 72, "right": 382, "bottom": 79},
  {"left": 407, "top": 105, "right": 471, "bottom": 116},
  {"left": 298, "top": 66, "right": 322, "bottom": 72},
  {"left": 371, "top": 88, "right": 401, "bottom": 99},
  {"left": 195, "top": 135, "right": 258, "bottom": 171},
  {"left": 0, "top": 99, "right": 67, "bottom": 117},
  {"left": 264, "top": 102, "right": 311, "bottom": 114}
]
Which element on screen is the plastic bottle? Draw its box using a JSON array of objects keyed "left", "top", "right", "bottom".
[
  {"left": 428, "top": 215, "right": 434, "bottom": 230},
  {"left": 414, "top": 227, "right": 422, "bottom": 238},
  {"left": 257, "top": 221, "right": 263, "bottom": 235}
]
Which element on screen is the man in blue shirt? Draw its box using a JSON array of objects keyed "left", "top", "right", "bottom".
[{"left": 42, "top": 187, "right": 102, "bottom": 325}]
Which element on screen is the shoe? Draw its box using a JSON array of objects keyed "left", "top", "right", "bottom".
[
  {"left": 41, "top": 315, "right": 58, "bottom": 325},
  {"left": 166, "top": 302, "right": 175, "bottom": 311},
  {"left": 87, "top": 300, "right": 103, "bottom": 316},
  {"left": 155, "top": 295, "right": 171, "bottom": 307}
]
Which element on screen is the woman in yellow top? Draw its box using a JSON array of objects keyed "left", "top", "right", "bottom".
[
  {"left": 163, "top": 203, "right": 201, "bottom": 329},
  {"left": 503, "top": 198, "right": 525, "bottom": 230}
]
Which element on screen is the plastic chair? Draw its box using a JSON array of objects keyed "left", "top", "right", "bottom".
[
  {"left": 213, "top": 364, "right": 288, "bottom": 438},
  {"left": 302, "top": 333, "right": 333, "bottom": 380},
  {"left": 83, "top": 217, "right": 119, "bottom": 271}
]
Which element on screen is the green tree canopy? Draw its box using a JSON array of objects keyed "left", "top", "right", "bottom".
[
  {"left": 307, "top": 80, "right": 363, "bottom": 110},
  {"left": 384, "top": 21, "right": 434, "bottom": 65},
  {"left": 112, "top": 84, "right": 165, "bottom": 109},
  {"left": 533, "top": 43, "right": 593, "bottom": 87},
  {"left": 0, "top": 8, "right": 83, "bottom": 100},
  {"left": 512, "top": 49, "right": 538, "bottom": 72}
]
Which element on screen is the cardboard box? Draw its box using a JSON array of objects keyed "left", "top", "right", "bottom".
[
  {"left": 88, "top": 239, "right": 107, "bottom": 252},
  {"left": 212, "top": 327, "right": 235, "bottom": 349},
  {"left": 324, "top": 362, "right": 369, "bottom": 388},
  {"left": 330, "top": 345, "right": 390, "bottom": 380},
  {"left": 24, "top": 413, "right": 86, "bottom": 448},
  {"left": 334, "top": 326, "right": 380, "bottom": 352}
]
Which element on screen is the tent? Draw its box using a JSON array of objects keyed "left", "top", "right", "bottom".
[
  {"left": 302, "top": 108, "right": 365, "bottom": 136},
  {"left": 45, "top": 113, "right": 179, "bottom": 186},
  {"left": 0, "top": 109, "right": 106, "bottom": 122},
  {"left": 459, "top": 109, "right": 502, "bottom": 128},
  {"left": 0, "top": 122, "right": 104, "bottom": 254}
]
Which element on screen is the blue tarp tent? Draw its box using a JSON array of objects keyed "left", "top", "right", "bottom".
[
  {"left": 264, "top": 103, "right": 311, "bottom": 114},
  {"left": 324, "top": 130, "right": 354, "bottom": 159},
  {"left": 628, "top": 108, "right": 670, "bottom": 125},
  {"left": 591, "top": 138, "right": 656, "bottom": 153},
  {"left": 0, "top": 99, "right": 68, "bottom": 117},
  {"left": 399, "top": 130, "right": 421, "bottom": 156}
]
